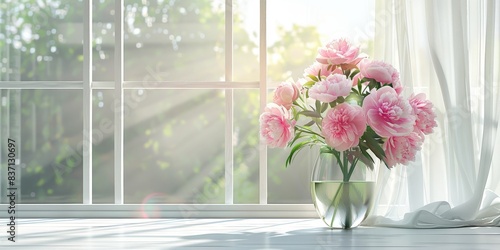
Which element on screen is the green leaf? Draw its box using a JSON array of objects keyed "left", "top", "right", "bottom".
[
  {"left": 367, "top": 79, "right": 378, "bottom": 90},
  {"left": 303, "top": 81, "right": 316, "bottom": 88},
  {"left": 298, "top": 110, "right": 322, "bottom": 118},
  {"left": 292, "top": 107, "right": 300, "bottom": 120},
  {"left": 359, "top": 143, "right": 374, "bottom": 161},
  {"left": 289, "top": 131, "right": 304, "bottom": 146},
  {"left": 320, "top": 102, "right": 329, "bottom": 113},
  {"left": 315, "top": 100, "right": 321, "bottom": 112},
  {"left": 357, "top": 78, "right": 363, "bottom": 94},
  {"left": 320, "top": 145, "right": 335, "bottom": 154},
  {"left": 295, "top": 125, "right": 324, "bottom": 138},
  {"left": 336, "top": 96, "right": 345, "bottom": 104},
  {"left": 350, "top": 69, "right": 360, "bottom": 78},
  {"left": 286, "top": 141, "right": 313, "bottom": 167},
  {"left": 356, "top": 146, "right": 375, "bottom": 170},
  {"left": 304, "top": 120, "right": 315, "bottom": 127},
  {"left": 344, "top": 69, "right": 351, "bottom": 77},
  {"left": 308, "top": 75, "right": 319, "bottom": 82},
  {"left": 362, "top": 130, "right": 386, "bottom": 162},
  {"left": 313, "top": 117, "right": 322, "bottom": 126}
]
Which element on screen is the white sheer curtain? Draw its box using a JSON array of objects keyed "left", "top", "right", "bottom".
[{"left": 364, "top": 0, "right": 500, "bottom": 228}]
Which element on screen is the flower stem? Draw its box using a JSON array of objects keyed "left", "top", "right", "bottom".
[
  {"left": 341, "top": 150, "right": 359, "bottom": 182},
  {"left": 329, "top": 182, "right": 344, "bottom": 227},
  {"left": 346, "top": 158, "right": 359, "bottom": 182},
  {"left": 342, "top": 151, "right": 349, "bottom": 182}
]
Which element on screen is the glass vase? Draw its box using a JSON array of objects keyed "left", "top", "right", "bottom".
[{"left": 310, "top": 150, "right": 379, "bottom": 229}]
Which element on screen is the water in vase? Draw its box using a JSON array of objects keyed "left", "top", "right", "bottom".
[{"left": 311, "top": 181, "right": 375, "bottom": 229}]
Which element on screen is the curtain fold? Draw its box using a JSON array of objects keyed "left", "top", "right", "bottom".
[{"left": 364, "top": 0, "right": 500, "bottom": 228}]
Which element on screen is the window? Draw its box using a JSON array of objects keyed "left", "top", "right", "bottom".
[{"left": 0, "top": 0, "right": 374, "bottom": 216}]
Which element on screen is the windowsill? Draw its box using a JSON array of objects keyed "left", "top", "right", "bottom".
[{"left": 0, "top": 204, "right": 317, "bottom": 218}]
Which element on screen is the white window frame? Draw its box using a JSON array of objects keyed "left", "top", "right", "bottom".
[{"left": 0, "top": 0, "right": 317, "bottom": 218}]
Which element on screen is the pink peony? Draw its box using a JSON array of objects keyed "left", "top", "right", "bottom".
[
  {"left": 304, "top": 62, "right": 334, "bottom": 78},
  {"left": 383, "top": 132, "right": 424, "bottom": 168},
  {"left": 259, "top": 103, "right": 295, "bottom": 148},
  {"left": 363, "top": 86, "right": 415, "bottom": 137},
  {"left": 309, "top": 74, "right": 352, "bottom": 103},
  {"left": 273, "top": 81, "right": 301, "bottom": 110},
  {"left": 316, "top": 38, "right": 365, "bottom": 67},
  {"left": 322, "top": 103, "right": 366, "bottom": 151},
  {"left": 409, "top": 93, "right": 437, "bottom": 135},
  {"left": 359, "top": 59, "right": 403, "bottom": 94}
]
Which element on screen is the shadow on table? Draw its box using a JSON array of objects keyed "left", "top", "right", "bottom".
[{"left": 178, "top": 227, "right": 370, "bottom": 249}]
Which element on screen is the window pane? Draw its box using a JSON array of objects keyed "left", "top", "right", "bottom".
[
  {"left": 93, "top": 0, "right": 115, "bottom": 81},
  {"left": 124, "top": 89, "right": 225, "bottom": 204},
  {"left": 268, "top": 148, "right": 315, "bottom": 204},
  {"left": 234, "top": 89, "right": 259, "bottom": 204},
  {"left": 92, "top": 90, "right": 114, "bottom": 203},
  {"left": 0, "top": 89, "right": 83, "bottom": 204},
  {"left": 123, "top": 0, "right": 225, "bottom": 81},
  {"left": 233, "top": 0, "right": 259, "bottom": 82},
  {"left": 0, "top": 1, "right": 83, "bottom": 81}
]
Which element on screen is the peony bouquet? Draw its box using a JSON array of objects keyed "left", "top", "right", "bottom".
[{"left": 260, "top": 38, "right": 437, "bottom": 181}]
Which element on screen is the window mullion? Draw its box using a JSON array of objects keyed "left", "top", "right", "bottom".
[
  {"left": 0, "top": 81, "right": 83, "bottom": 89},
  {"left": 225, "top": 0, "right": 234, "bottom": 205},
  {"left": 82, "top": 0, "right": 93, "bottom": 204},
  {"left": 259, "top": 0, "right": 267, "bottom": 204},
  {"left": 114, "top": 0, "right": 124, "bottom": 204}
]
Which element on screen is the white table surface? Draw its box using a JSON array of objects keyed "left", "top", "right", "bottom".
[{"left": 1, "top": 219, "right": 499, "bottom": 249}]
